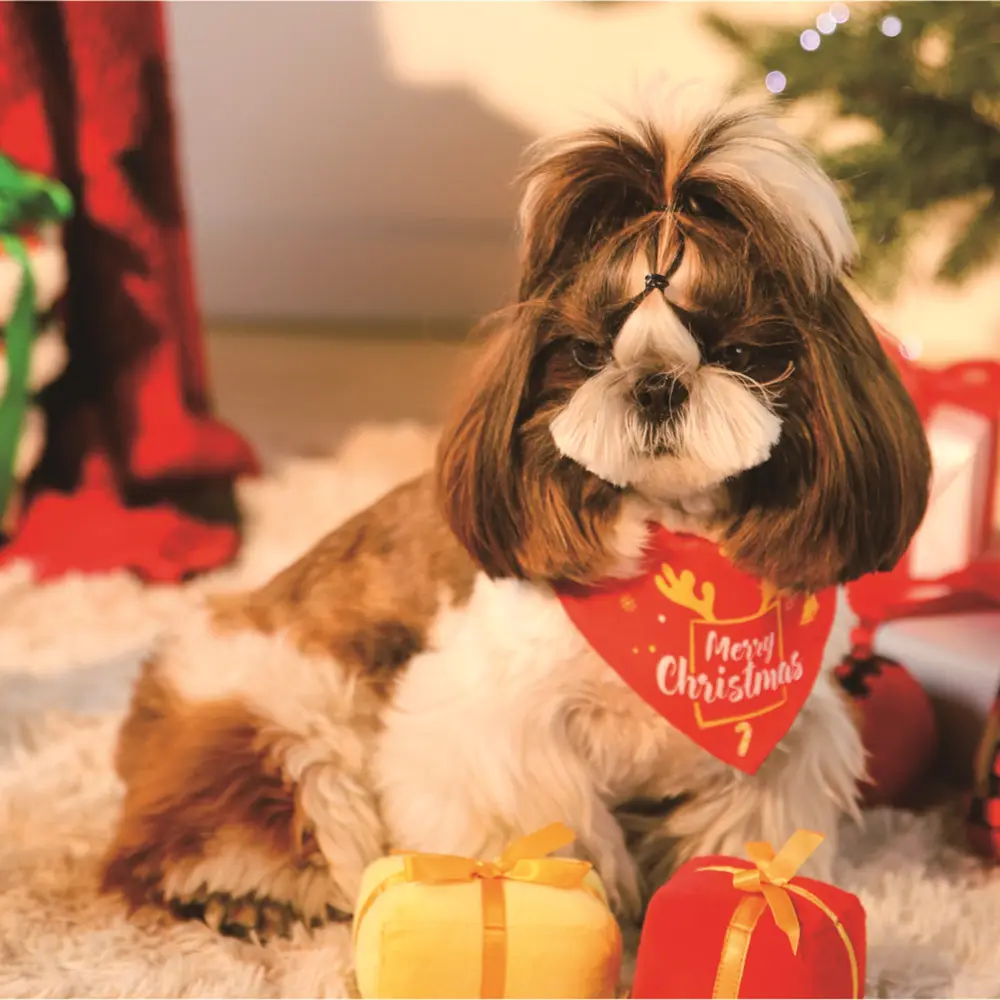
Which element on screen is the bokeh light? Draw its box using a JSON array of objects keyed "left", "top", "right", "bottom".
[
  {"left": 880, "top": 15, "right": 902, "bottom": 37},
  {"left": 800, "top": 28, "right": 821, "bottom": 51},
  {"left": 816, "top": 11, "right": 837, "bottom": 34},
  {"left": 830, "top": 3, "right": 850, "bottom": 24},
  {"left": 765, "top": 70, "right": 787, "bottom": 94}
]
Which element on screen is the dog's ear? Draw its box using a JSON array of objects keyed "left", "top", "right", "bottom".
[
  {"left": 436, "top": 307, "right": 623, "bottom": 584},
  {"left": 438, "top": 123, "right": 660, "bottom": 582},
  {"left": 436, "top": 309, "right": 535, "bottom": 580},
  {"left": 726, "top": 283, "right": 931, "bottom": 594},
  {"left": 517, "top": 126, "right": 665, "bottom": 301}
]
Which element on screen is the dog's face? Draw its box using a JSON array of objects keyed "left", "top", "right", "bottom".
[{"left": 439, "top": 105, "right": 931, "bottom": 593}]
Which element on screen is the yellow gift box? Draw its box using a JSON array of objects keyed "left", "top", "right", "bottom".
[{"left": 352, "top": 823, "right": 622, "bottom": 999}]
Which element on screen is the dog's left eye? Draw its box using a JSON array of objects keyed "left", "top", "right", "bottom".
[
  {"left": 714, "top": 344, "right": 753, "bottom": 372},
  {"left": 571, "top": 339, "right": 607, "bottom": 372}
]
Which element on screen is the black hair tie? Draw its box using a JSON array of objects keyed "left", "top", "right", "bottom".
[{"left": 643, "top": 230, "right": 686, "bottom": 295}]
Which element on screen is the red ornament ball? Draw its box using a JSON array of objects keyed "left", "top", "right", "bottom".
[{"left": 834, "top": 653, "right": 939, "bottom": 808}]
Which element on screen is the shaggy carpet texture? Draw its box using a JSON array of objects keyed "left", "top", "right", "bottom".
[{"left": 1, "top": 422, "right": 999, "bottom": 998}]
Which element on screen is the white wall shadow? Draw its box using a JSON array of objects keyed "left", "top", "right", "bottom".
[{"left": 168, "top": 1, "right": 533, "bottom": 324}]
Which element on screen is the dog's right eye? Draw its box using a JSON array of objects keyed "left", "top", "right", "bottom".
[
  {"left": 681, "top": 191, "right": 730, "bottom": 223},
  {"left": 571, "top": 339, "right": 606, "bottom": 372}
]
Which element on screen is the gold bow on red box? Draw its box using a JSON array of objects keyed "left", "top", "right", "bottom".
[{"left": 698, "top": 831, "right": 860, "bottom": 999}]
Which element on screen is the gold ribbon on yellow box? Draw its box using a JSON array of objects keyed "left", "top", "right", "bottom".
[
  {"left": 698, "top": 831, "right": 860, "bottom": 999},
  {"left": 353, "top": 823, "right": 622, "bottom": 999}
]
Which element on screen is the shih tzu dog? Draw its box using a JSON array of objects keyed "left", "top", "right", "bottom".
[{"left": 102, "top": 99, "right": 930, "bottom": 940}]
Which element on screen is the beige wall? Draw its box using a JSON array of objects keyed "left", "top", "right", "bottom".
[{"left": 168, "top": 1, "right": 999, "bottom": 365}]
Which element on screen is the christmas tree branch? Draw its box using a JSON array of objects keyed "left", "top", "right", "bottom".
[{"left": 704, "top": 1, "right": 1000, "bottom": 295}]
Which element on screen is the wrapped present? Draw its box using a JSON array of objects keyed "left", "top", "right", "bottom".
[
  {"left": 847, "top": 348, "right": 1000, "bottom": 634},
  {"left": 352, "top": 823, "right": 622, "bottom": 999},
  {"left": 632, "top": 831, "right": 865, "bottom": 999},
  {"left": 0, "top": 320, "right": 69, "bottom": 527},
  {"left": 908, "top": 400, "right": 996, "bottom": 582},
  {"left": 0, "top": 153, "right": 71, "bottom": 531},
  {"left": 843, "top": 328, "right": 1000, "bottom": 792}
]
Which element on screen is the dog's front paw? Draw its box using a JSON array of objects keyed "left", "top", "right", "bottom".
[
  {"left": 593, "top": 845, "right": 643, "bottom": 925},
  {"left": 169, "top": 889, "right": 349, "bottom": 943}
]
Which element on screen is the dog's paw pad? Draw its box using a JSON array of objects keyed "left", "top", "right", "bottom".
[
  {"left": 170, "top": 890, "right": 300, "bottom": 943},
  {"left": 258, "top": 899, "right": 297, "bottom": 941},
  {"left": 325, "top": 903, "right": 352, "bottom": 923}
]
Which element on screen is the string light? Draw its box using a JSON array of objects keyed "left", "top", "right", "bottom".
[
  {"left": 800, "top": 28, "right": 821, "bottom": 51},
  {"left": 765, "top": 70, "right": 787, "bottom": 94},
  {"left": 816, "top": 11, "right": 837, "bottom": 34},
  {"left": 881, "top": 15, "right": 903, "bottom": 37},
  {"left": 830, "top": 3, "right": 850, "bottom": 24},
  {"left": 766, "top": 5, "right": 907, "bottom": 95}
]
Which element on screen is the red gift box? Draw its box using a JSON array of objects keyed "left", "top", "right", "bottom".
[
  {"left": 633, "top": 832, "right": 865, "bottom": 999},
  {"left": 848, "top": 330, "right": 1000, "bottom": 642}
]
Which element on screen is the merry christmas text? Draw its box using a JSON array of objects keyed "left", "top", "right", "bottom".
[{"left": 655, "top": 626, "right": 804, "bottom": 704}]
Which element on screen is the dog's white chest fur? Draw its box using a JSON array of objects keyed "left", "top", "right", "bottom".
[{"left": 373, "top": 573, "right": 862, "bottom": 908}]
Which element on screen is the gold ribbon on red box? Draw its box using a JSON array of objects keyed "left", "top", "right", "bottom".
[{"left": 698, "top": 830, "right": 860, "bottom": 999}]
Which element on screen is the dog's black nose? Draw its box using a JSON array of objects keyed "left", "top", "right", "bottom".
[{"left": 633, "top": 374, "right": 689, "bottom": 420}]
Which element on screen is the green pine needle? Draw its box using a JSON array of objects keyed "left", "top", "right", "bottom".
[
  {"left": 938, "top": 195, "right": 1000, "bottom": 282},
  {"left": 704, "top": 0, "right": 1000, "bottom": 297}
]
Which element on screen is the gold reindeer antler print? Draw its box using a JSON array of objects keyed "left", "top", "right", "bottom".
[
  {"left": 756, "top": 580, "right": 780, "bottom": 616},
  {"left": 756, "top": 580, "right": 819, "bottom": 624},
  {"left": 655, "top": 563, "right": 717, "bottom": 621},
  {"left": 800, "top": 595, "right": 819, "bottom": 625}
]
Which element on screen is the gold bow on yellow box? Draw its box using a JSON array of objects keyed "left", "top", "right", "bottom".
[{"left": 353, "top": 823, "right": 622, "bottom": 999}]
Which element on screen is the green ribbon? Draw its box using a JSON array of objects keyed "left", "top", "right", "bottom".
[{"left": 0, "top": 155, "right": 73, "bottom": 525}]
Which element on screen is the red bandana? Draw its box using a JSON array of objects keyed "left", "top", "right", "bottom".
[{"left": 554, "top": 525, "right": 836, "bottom": 774}]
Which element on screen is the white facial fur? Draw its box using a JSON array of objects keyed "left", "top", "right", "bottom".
[
  {"left": 550, "top": 252, "right": 782, "bottom": 499},
  {"left": 547, "top": 104, "right": 852, "bottom": 502}
]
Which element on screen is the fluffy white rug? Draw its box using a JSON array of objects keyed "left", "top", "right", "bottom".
[{"left": 0, "top": 423, "right": 998, "bottom": 999}]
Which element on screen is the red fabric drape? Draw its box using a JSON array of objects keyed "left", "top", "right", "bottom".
[{"left": 0, "top": 1, "right": 259, "bottom": 582}]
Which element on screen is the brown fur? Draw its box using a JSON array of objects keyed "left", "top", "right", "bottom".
[
  {"left": 725, "top": 283, "right": 931, "bottom": 593},
  {"left": 436, "top": 302, "right": 628, "bottom": 586},
  {"left": 440, "top": 108, "right": 931, "bottom": 595},
  {"left": 103, "top": 663, "right": 317, "bottom": 911},
  {"left": 212, "top": 474, "right": 477, "bottom": 696},
  {"left": 679, "top": 110, "right": 839, "bottom": 305},
  {"left": 518, "top": 123, "right": 667, "bottom": 300},
  {"left": 104, "top": 475, "right": 478, "bottom": 915}
]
